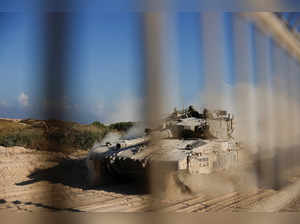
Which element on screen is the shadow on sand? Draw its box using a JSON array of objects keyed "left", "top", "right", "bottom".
[{"left": 16, "top": 157, "right": 147, "bottom": 195}]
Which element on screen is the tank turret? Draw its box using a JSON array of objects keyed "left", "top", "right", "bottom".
[{"left": 164, "top": 107, "right": 234, "bottom": 140}]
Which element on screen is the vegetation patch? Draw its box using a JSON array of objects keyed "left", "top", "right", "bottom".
[{"left": 0, "top": 119, "right": 135, "bottom": 151}]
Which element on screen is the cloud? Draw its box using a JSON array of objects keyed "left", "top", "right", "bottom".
[
  {"left": 92, "top": 93, "right": 143, "bottom": 124},
  {"left": 18, "top": 92, "right": 29, "bottom": 107}
]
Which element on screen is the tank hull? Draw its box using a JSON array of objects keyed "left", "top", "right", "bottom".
[{"left": 86, "top": 107, "right": 240, "bottom": 186}]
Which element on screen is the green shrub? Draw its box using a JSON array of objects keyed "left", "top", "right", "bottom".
[
  {"left": 0, "top": 119, "right": 135, "bottom": 151},
  {"left": 0, "top": 132, "right": 43, "bottom": 148},
  {"left": 91, "top": 121, "right": 106, "bottom": 129},
  {"left": 109, "top": 122, "right": 134, "bottom": 132}
]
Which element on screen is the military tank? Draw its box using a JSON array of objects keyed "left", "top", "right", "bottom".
[{"left": 86, "top": 106, "right": 239, "bottom": 186}]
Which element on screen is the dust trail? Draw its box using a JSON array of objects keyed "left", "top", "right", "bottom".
[
  {"left": 123, "top": 123, "right": 146, "bottom": 139},
  {"left": 90, "top": 132, "right": 122, "bottom": 150},
  {"left": 99, "top": 132, "right": 121, "bottom": 144}
]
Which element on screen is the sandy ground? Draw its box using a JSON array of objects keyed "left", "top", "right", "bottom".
[
  {"left": 0, "top": 146, "right": 152, "bottom": 212},
  {"left": 0, "top": 146, "right": 300, "bottom": 213}
]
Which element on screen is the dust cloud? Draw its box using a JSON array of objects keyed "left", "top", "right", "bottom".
[
  {"left": 187, "top": 77, "right": 300, "bottom": 192},
  {"left": 195, "top": 79, "right": 300, "bottom": 155},
  {"left": 123, "top": 123, "right": 146, "bottom": 139}
]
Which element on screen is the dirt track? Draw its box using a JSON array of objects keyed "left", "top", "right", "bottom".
[{"left": 0, "top": 146, "right": 299, "bottom": 213}]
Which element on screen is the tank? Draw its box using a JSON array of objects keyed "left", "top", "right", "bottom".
[{"left": 86, "top": 106, "right": 240, "bottom": 186}]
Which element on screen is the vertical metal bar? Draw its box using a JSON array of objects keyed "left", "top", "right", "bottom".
[
  {"left": 142, "top": 12, "right": 165, "bottom": 210},
  {"left": 253, "top": 29, "right": 276, "bottom": 189},
  {"left": 39, "top": 11, "right": 72, "bottom": 221},
  {"left": 201, "top": 12, "right": 230, "bottom": 109},
  {"left": 232, "top": 15, "right": 258, "bottom": 159},
  {"left": 143, "top": 12, "right": 164, "bottom": 128}
]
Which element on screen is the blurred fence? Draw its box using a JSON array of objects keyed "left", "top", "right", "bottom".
[
  {"left": 143, "top": 12, "right": 300, "bottom": 208},
  {"left": 3, "top": 11, "right": 300, "bottom": 219}
]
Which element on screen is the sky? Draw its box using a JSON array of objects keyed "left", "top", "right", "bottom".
[
  {"left": 0, "top": 12, "right": 145, "bottom": 123},
  {"left": 0, "top": 12, "right": 299, "bottom": 124}
]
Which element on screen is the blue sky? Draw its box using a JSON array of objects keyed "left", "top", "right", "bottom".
[
  {"left": 0, "top": 12, "right": 206, "bottom": 123},
  {"left": 0, "top": 12, "right": 297, "bottom": 123},
  {"left": 0, "top": 12, "right": 145, "bottom": 123}
]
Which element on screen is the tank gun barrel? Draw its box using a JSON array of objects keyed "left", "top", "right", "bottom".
[
  {"left": 115, "top": 129, "right": 173, "bottom": 150},
  {"left": 116, "top": 137, "right": 149, "bottom": 150}
]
